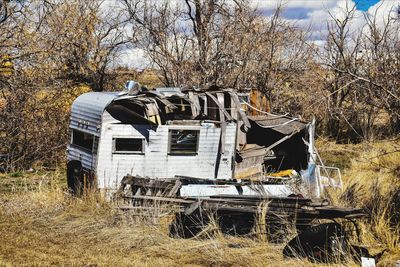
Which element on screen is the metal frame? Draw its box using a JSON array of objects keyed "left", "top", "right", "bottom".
[
  {"left": 168, "top": 129, "right": 200, "bottom": 155},
  {"left": 316, "top": 165, "right": 343, "bottom": 189},
  {"left": 112, "top": 137, "right": 145, "bottom": 155},
  {"left": 71, "top": 129, "right": 95, "bottom": 153}
]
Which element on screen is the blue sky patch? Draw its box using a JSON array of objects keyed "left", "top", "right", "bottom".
[{"left": 355, "top": 0, "right": 381, "bottom": 11}]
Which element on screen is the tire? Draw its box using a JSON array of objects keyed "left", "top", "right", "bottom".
[
  {"left": 283, "top": 223, "right": 348, "bottom": 262},
  {"left": 67, "top": 160, "right": 83, "bottom": 196}
]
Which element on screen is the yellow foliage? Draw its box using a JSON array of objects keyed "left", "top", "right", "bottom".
[
  {"left": 0, "top": 54, "right": 14, "bottom": 76},
  {"left": 35, "top": 85, "right": 92, "bottom": 112}
]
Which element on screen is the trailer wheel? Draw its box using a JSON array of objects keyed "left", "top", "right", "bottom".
[
  {"left": 67, "top": 160, "right": 83, "bottom": 196},
  {"left": 283, "top": 223, "right": 348, "bottom": 262}
]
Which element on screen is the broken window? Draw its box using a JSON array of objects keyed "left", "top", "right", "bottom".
[
  {"left": 237, "top": 93, "right": 250, "bottom": 111},
  {"left": 166, "top": 97, "right": 193, "bottom": 120},
  {"left": 169, "top": 130, "right": 199, "bottom": 155},
  {"left": 113, "top": 138, "right": 144, "bottom": 154},
  {"left": 72, "top": 130, "right": 94, "bottom": 151}
]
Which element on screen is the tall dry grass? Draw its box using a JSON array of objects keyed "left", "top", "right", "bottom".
[
  {"left": 0, "top": 139, "right": 399, "bottom": 266},
  {"left": 318, "top": 138, "right": 400, "bottom": 266},
  {"left": 0, "top": 171, "right": 321, "bottom": 267}
]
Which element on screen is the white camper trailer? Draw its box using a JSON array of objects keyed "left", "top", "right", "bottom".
[
  {"left": 67, "top": 85, "right": 342, "bottom": 198},
  {"left": 66, "top": 84, "right": 377, "bottom": 263}
]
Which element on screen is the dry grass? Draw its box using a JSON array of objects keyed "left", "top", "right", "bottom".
[
  {"left": 0, "top": 172, "right": 320, "bottom": 267},
  {"left": 0, "top": 139, "right": 399, "bottom": 266},
  {"left": 318, "top": 138, "right": 400, "bottom": 266}
]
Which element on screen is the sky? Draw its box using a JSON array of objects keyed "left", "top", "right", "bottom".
[
  {"left": 120, "top": 0, "right": 400, "bottom": 68},
  {"left": 356, "top": 0, "right": 381, "bottom": 11}
]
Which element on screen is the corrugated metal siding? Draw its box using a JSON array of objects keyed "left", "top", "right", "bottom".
[
  {"left": 68, "top": 93, "right": 118, "bottom": 169},
  {"left": 70, "top": 92, "right": 118, "bottom": 136},
  {"left": 96, "top": 115, "right": 237, "bottom": 190},
  {"left": 67, "top": 144, "right": 95, "bottom": 170}
]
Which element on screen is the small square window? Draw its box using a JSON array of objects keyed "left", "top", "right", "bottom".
[
  {"left": 72, "top": 130, "right": 94, "bottom": 151},
  {"left": 113, "top": 138, "right": 144, "bottom": 154},
  {"left": 169, "top": 130, "right": 199, "bottom": 155}
]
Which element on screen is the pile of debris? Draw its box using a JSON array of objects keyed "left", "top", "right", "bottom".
[{"left": 115, "top": 174, "right": 376, "bottom": 263}]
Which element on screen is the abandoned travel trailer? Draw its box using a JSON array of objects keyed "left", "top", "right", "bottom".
[
  {"left": 67, "top": 82, "right": 342, "bottom": 197},
  {"left": 66, "top": 82, "right": 375, "bottom": 262}
]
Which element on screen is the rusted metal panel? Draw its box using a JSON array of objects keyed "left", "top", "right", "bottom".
[{"left": 250, "top": 89, "right": 269, "bottom": 114}]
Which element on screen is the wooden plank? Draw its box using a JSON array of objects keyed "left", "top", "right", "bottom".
[
  {"left": 201, "top": 198, "right": 306, "bottom": 209},
  {"left": 118, "top": 205, "right": 183, "bottom": 212},
  {"left": 167, "top": 180, "right": 182, "bottom": 197}
]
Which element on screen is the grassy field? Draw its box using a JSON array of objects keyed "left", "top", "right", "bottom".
[{"left": 0, "top": 140, "right": 399, "bottom": 266}]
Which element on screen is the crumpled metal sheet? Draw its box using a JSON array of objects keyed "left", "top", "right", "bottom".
[{"left": 248, "top": 115, "right": 307, "bottom": 135}]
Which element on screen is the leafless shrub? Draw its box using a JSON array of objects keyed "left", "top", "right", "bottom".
[
  {"left": 0, "top": 0, "right": 129, "bottom": 171},
  {"left": 319, "top": 2, "right": 400, "bottom": 142}
]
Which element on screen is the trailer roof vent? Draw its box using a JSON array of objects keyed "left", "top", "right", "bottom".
[{"left": 125, "top": 80, "right": 141, "bottom": 95}]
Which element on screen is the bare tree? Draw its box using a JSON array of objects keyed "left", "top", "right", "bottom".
[
  {"left": 0, "top": 0, "right": 131, "bottom": 171},
  {"left": 247, "top": 5, "right": 314, "bottom": 112},
  {"left": 23, "top": 0, "right": 130, "bottom": 91},
  {"left": 361, "top": 5, "right": 400, "bottom": 136},
  {"left": 121, "top": 0, "right": 314, "bottom": 116},
  {"left": 121, "top": 0, "right": 268, "bottom": 88},
  {"left": 322, "top": 3, "right": 363, "bottom": 140},
  {"left": 320, "top": 2, "right": 400, "bottom": 141}
]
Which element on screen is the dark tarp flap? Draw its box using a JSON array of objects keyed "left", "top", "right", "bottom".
[{"left": 248, "top": 115, "right": 307, "bottom": 135}]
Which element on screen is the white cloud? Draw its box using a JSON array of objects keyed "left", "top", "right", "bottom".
[
  {"left": 366, "top": 0, "right": 400, "bottom": 25},
  {"left": 257, "top": 0, "right": 399, "bottom": 45},
  {"left": 118, "top": 0, "right": 400, "bottom": 68},
  {"left": 253, "top": 0, "right": 339, "bottom": 10},
  {"left": 255, "top": 0, "right": 362, "bottom": 36},
  {"left": 117, "top": 48, "right": 151, "bottom": 69}
]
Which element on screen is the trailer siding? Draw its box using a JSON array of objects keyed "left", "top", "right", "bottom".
[
  {"left": 96, "top": 112, "right": 237, "bottom": 190},
  {"left": 69, "top": 92, "right": 118, "bottom": 136}
]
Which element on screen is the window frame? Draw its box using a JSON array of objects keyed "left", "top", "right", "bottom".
[
  {"left": 112, "top": 137, "right": 145, "bottom": 155},
  {"left": 168, "top": 129, "right": 200, "bottom": 156},
  {"left": 71, "top": 129, "right": 94, "bottom": 152}
]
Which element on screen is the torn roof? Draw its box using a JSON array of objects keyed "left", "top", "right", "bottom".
[
  {"left": 70, "top": 86, "right": 308, "bottom": 136},
  {"left": 248, "top": 115, "right": 307, "bottom": 135}
]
